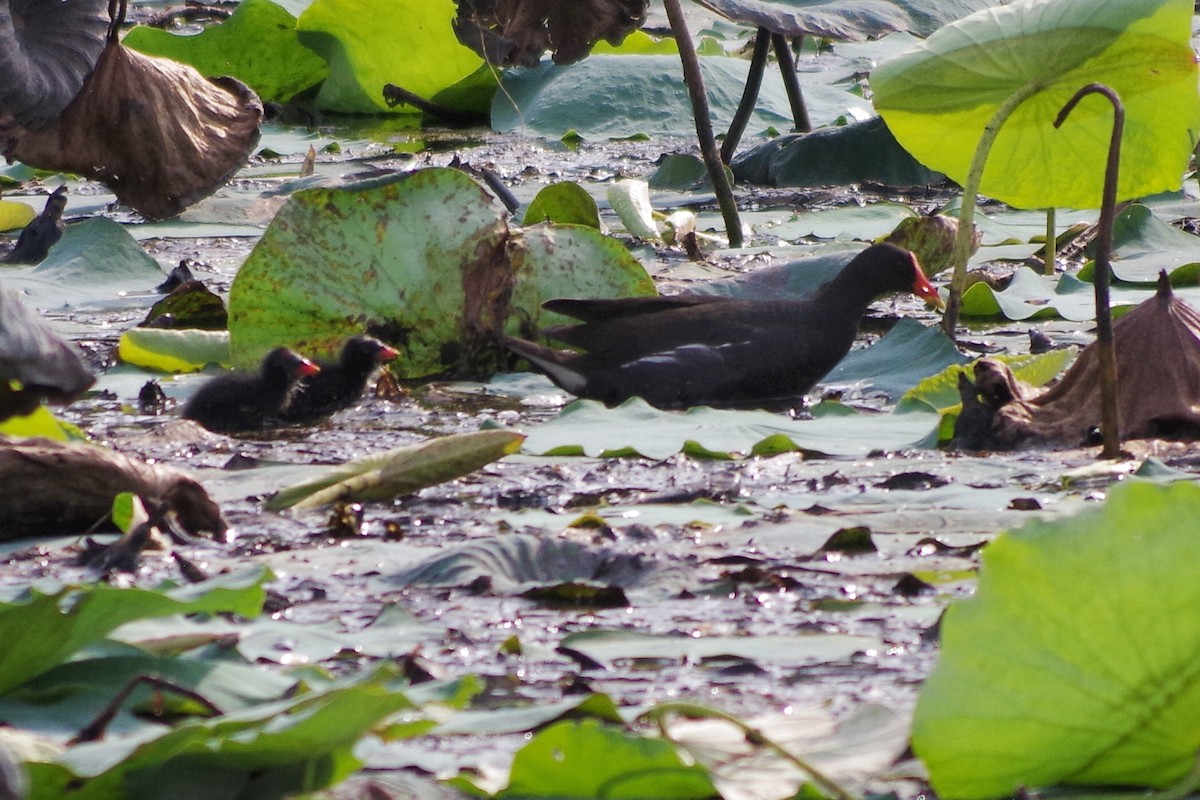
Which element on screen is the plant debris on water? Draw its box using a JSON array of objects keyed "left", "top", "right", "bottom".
[{"left": 2, "top": 1, "right": 1200, "bottom": 798}]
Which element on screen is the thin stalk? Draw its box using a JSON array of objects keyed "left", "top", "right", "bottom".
[
  {"left": 663, "top": 0, "right": 743, "bottom": 247},
  {"left": 771, "top": 33, "right": 811, "bottom": 132},
  {"left": 1044, "top": 208, "right": 1056, "bottom": 275},
  {"left": 642, "top": 701, "right": 857, "bottom": 800},
  {"left": 944, "top": 80, "right": 1044, "bottom": 337},
  {"left": 1055, "top": 83, "right": 1123, "bottom": 459},
  {"left": 720, "top": 30, "right": 772, "bottom": 163}
]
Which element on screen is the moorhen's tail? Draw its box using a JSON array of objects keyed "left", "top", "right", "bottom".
[{"left": 504, "top": 337, "right": 588, "bottom": 395}]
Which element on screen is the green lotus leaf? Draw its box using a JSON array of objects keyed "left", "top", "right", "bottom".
[
  {"left": 914, "top": 480, "right": 1200, "bottom": 797},
  {"left": 297, "top": 0, "right": 487, "bottom": 114},
  {"left": 1077, "top": 203, "right": 1200, "bottom": 284},
  {"left": 872, "top": 0, "right": 1200, "bottom": 209},
  {"left": 0, "top": 199, "right": 34, "bottom": 231},
  {"left": 124, "top": 0, "right": 328, "bottom": 103},
  {"left": 227, "top": 168, "right": 653, "bottom": 375},
  {"left": 522, "top": 182, "right": 600, "bottom": 228}
]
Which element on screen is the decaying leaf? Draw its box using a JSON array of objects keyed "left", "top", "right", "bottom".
[
  {"left": 267, "top": 429, "right": 525, "bottom": 510},
  {"left": 955, "top": 273, "right": 1200, "bottom": 448},
  {"left": 0, "top": 438, "right": 226, "bottom": 540},
  {"left": 0, "top": 0, "right": 108, "bottom": 128},
  {"left": 1, "top": 39, "right": 262, "bottom": 220},
  {"left": 0, "top": 289, "right": 94, "bottom": 421},
  {"left": 453, "top": 0, "right": 648, "bottom": 66}
]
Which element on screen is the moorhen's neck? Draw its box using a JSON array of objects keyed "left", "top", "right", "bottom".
[{"left": 808, "top": 245, "right": 927, "bottom": 320}]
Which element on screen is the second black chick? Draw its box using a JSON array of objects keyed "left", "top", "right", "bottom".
[
  {"left": 280, "top": 335, "right": 399, "bottom": 422},
  {"left": 182, "top": 347, "right": 319, "bottom": 433}
]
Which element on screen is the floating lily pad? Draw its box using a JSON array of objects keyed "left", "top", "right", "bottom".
[
  {"left": 228, "top": 168, "right": 654, "bottom": 375},
  {"left": 825, "top": 319, "right": 968, "bottom": 400},
  {"left": 521, "top": 398, "right": 939, "bottom": 459},
  {"left": 117, "top": 329, "right": 232, "bottom": 373},
  {"left": 959, "top": 267, "right": 1157, "bottom": 321},
  {"left": 873, "top": 0, "right": 1200, "bottom": 209},
  {"left": 2, "top": 218, "right": 164, "bottom": 310},
  {"left": 0, "top": 200, "right": 35, "bottom": 232},
  {"left": 522, "top": 182, "right": 600, "bottom": 228},
  {"left": 124, "top": 0, "right": 328, "bottom": 103},
  {"left": 493, "top": 55, "right": 870, "bottom": 140},
  {"left": 560, "top": 628, "right": 880, "bottom": 667},
  {"left": 914, "top": 481, "right": 1200, "bottom": 797},
  {"left": 732, "top": 116, "right": 944, "bottom": 188},
  {"left": 1078, "top": 203, "right": 1200, "bottom": 284}
]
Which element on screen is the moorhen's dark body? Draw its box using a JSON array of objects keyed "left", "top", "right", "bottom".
[
  {"left": 505, "top": 243, "right": 941, "bottom": 409},
  {"left": 3, "top": 186, "right": 67, "bottom": 265},
  {"left": 182, "top": 347, "right": 318, "bottom": 433},
  {"left": 280, "top": 335, "right": 399, "bottom": 422},
  {"left": 0, "top": 287, "right": 94, "bottom": 420}
]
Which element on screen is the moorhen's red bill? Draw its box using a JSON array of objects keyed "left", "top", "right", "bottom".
[
  {"left": 505, "top": 243, "right": 942, "bottom": 409},
  {"left": 280, "top": 335, "right": 399, "bottom": 423},
  {"left": 182, "top": 347, "right": 319, "bottom": 433}
]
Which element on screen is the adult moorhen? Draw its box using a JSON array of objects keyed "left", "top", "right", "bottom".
[
  {"left": 280, "top": 335, "right": 399, "bottom": 422},
  {"left": 504, "top": 243, "right": 942, "bottom": 409},
  {"left": 182, "top": 347, "right": 319, "bottom": 433}
]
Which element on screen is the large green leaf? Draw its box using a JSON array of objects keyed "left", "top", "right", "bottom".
[
  {"left": 227, "top": 168, "right": 653, "bottom": 375},
  {"left": 872, "top": 0, "right": 1200, "bottom": 209},
  {"left": 297, "top": 0, "right": 487, "bottom": 114},
  {"left": 913, "top": 481, "right": 1200, "bottom": 797},
  {"left": 500, "top": 719, "right": 717, "bottom": 800},
  {"left": 825, "top": 319, "right": 967, "bottom": 400},
  {"left": 0, "top": 569, "right": 268, "bottom": 695},
  {"left": 1077, "top": 203, "right": 1200, "bottom": 284},
  {"left": 693, "top": 0, "right": 996, "bottom": 40},
  {"left": 493, "top": 55, "right": 869, "bottom": 140},
  {"left": 124, "top": 0, "right": 328, "bottom": 103}
]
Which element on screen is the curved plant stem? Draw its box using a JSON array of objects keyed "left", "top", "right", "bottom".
[
  {"left": 641, "top": 701, "right": 857, "bottom": 800},
  {"left": 721, "top": 30, "right": 772, "bottom": 164},
  {"left": 1044, "top": 208, "right": 1056, "bottom": 275},
  {"left": 662, "top": 0, "right": 744, "bottom": 248},
  {"left": 1055, "top": 83, "right": 1124, "bottom": 460},
  {"left": 943, "top": 80, "right": 1044, "bottom": 337}
]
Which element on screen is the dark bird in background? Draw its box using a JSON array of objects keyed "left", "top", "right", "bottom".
[
  {"left": 280, "top": 335, "right": 399, "bottom": 423},
  {"left": 3, "top": 185, "right": 67, "bottom": 265},
  {"left": 505, "top": 243, "right": 942, "bottom": 410},
  {"left": 182, "top": 347, "right": 318, "bottom": 434},
  {"left": 0, "top": 287, "right": 94, "bottom": 421}
]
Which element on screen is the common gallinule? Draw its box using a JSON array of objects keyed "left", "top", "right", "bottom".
[
  {"left": 0, "top": 287, "right": 94, "bottom": 420},
  {"left": 279, "top": 335, "right": 399, "bottom": 422},
  {"left": 182, "top": 347, "right": 319, "bottom": 433},
  {"left": 505, "top": 243, "right": 942, "bottom": 409}
]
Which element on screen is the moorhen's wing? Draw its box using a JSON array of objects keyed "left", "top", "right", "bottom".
[
  {"left": 0, "top": 288, "right": 93, "bottom": 420},
  {"left": 543, "top": 294, "right": 730, "bottom": 323},
  {"left": 545, "top": 299, "right": 790, "bottom": 361}
]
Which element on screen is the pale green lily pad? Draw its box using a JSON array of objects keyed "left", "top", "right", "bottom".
[
  {"left": 960, "top": 268, "right": 1153, "bottom": 321},
  {"left": 228, "top": 168, "right": 654, "bottom": 374},
  {"left": 520, "top": 399, "right": 939, "bottom": 459},
  {"left": 124, "top": 0, "right": 328, "bottom": 103},
  {"left": 1077, "top": 203, "right": 1200, "bottom": 284},
  {"left": 298, "top": 0, "right": 487, "bottom": 114},
  {"left": 0, "top": 407, "right": 86, "bottom": 442},
  {"left": 0, "top": 200, "right": 34, "bottom": 232},
  {"left": 494, "top": 55, "right": 871, "bottom": 140},
  {"left": 2, "top": 218, "right": 163, "bottom": 311},
  {"left": 763, "top": 201, "right": 917, "bottom": 242},
  {"left": 693, "top": 0, "right": 996, "bottom": 40},
  {"left": 825, "top": 319, "right": 968, "bottom": 400},
  {"left": 913, "top": 481, "right": 1200, "bottom": 797},
  {"left": 117, "top": 329, "right": 231, "bottom": 374},
  {"left": 522, "top": 182, "right": 600, "bottom": 228},
  {"left": 873, "top": 0, "right": 1200, "bottom": 209},
  {"left": 560, "top": 628, "right": 881, "bottom": 667}
]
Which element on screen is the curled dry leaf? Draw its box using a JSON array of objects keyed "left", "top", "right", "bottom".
[
  {"left": 454, "top": 0, "right": 648, "bottom": 67},
  {"left": 955, "top": 273, "right": 1200, "bottom": 448},
  {"left": 1, "top": 39, "right": 262, "bottom": 220},
  {"left": 0, "top": 289, "right": 94, "bottom": 421},
  {"left": 0, "top": 438, "right": 226, "bottom": 540},
  {"left": 0, "top": 0, "right": 108, "bottom": 128}
]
